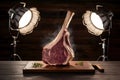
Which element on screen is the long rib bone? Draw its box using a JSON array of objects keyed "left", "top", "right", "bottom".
[{"left": 43, "top": 11, "right": 75, "bottom": 49}]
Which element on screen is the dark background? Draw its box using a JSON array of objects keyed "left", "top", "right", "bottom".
[{"left": 0, "top": 0, "right": 120, "bottom": 61}]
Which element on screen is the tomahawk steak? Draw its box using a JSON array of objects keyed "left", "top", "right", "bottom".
[{"left": 42, "top": 10, "right": 75, "bottom": 65}]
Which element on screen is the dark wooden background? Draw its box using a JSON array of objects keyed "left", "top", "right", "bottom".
[{"left": 0, "top": 0, "right": 120, "bottom": 61}]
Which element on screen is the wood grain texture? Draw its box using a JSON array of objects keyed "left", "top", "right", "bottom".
[
  {"left": 23, "top": 61, "right": 95, "bottom": 74},
  {"left": 0, "top": 61, "right": 120, "bottom": 80}
]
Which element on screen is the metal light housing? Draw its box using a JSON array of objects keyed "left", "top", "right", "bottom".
[
  {"left": 9, "top": 2, "right": 40, "bottom": 35},
  {"left": 82, "top": 6, "right": 112, "bottom": 36}
]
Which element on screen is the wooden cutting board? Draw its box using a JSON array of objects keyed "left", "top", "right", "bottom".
[{"left": 23, "top": 61, "right": 95, "bottom": 74}]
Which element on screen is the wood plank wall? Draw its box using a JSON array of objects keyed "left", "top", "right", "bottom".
[{"left": 0, "top": 0, "right": 120, "bottom": 60}]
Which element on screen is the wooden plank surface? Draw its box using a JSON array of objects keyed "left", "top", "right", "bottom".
[
  {"left": 0, "top": 61, "right": 120, "bottom": 80},
  {"left": 23, "top": 61, "right": 95, "bottom": 74}
]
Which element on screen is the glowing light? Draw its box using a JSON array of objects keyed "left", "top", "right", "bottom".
[
  {"left": 19, "top": 10, "right": 32, "bottom": 28},
  {"left": 82, "top": 11, "right": 104, "bottom": 36},
  {"left": 91, "top": 12, "right": 104, "bottom": 30}
]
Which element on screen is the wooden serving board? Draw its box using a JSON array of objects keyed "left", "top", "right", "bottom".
[{"left": 23, "top": 61, "right": 95, "bottom": 74}]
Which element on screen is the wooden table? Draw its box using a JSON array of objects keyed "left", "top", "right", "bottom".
[{"left": 0, "top": 61, "right": 120, "bottom": 80}]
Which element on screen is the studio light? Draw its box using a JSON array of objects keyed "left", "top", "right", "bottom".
[
  {"left": 82, "top": 5, "right": 112, "bottom": 36},
  {"left": 9, "top": 2, "right": 40, "bottom": 35},
  {"left": 8, "top": 2, "right": 40, "bottom": 60},
  {"left": 82, "top": 5, "right": 113, "bottom": 61}
]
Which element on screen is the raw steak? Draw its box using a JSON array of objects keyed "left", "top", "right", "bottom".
[{"left": 42, "top": 11, "right": 75, "bottom": 65}]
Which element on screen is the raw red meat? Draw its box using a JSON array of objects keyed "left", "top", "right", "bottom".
[{"left": 42, "top": 11, "right": 75, "bottom": 65}]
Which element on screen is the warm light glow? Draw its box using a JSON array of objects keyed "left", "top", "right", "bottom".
[
  {"left": 19, "top": 8, "right": 40, "bottom": 35},
  {"left": 19, "top": 10, "right": 32, "bottom": 28},
  {"left": 82, "top": 11, "right": 104, "bottom": 36},
  {"left": 91, "top": 12, "right": 104, "bottom": 30}
]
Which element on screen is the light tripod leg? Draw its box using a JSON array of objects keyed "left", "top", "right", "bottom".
[
  {"left": 97, "top": 38, "right": 108, "bottom": 61},
  {"left": 10, "top": 32, "right": 22, "bottom": 61},
  {"left": 97, "top": 55, "right": 108, "bottom": 61},
  {"left": 11, "top": 53, "right": 22, "bottom": 61}
]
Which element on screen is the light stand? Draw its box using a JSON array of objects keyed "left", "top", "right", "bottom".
[
  {"left": 10, "top": 30, "right": 22, "bottom": 60},
  {"left": 97, "top": 13, "right": 113, "bottom": 61},
  {"left": 9, "top": 15, "right": 22, "bottom": 60},
  {"left": 82, "top": 5, "right": 113, "bottom": 61},
  {"left": 97, "top": 38, "right": 108, "bottom": 61},
  {"left": 8, "top": 2, "right": 40, "bottom": 61}
]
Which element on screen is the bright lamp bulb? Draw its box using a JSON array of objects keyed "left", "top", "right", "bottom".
[
  {"left": 91, "top": 12, "right": 104, "bottom": 30},
  {"left": 82, "top": 11, "right": 104, "bottom": 36},
  {"left": 19, "top": 10, "right": 32, "bottom": 28},
  {"left": 19, "top": 8, "right": 40, "bottom": 35}
]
